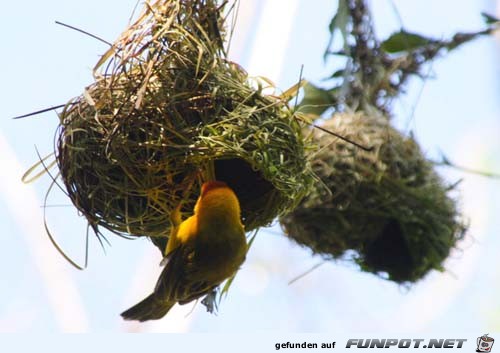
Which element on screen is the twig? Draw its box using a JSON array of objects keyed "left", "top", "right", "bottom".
[
  {"left": 288, "top": 261, "right": 326, "bottom": 285},
  {"left": 55, "top": 20, "right": 113, "bottom": 47},
  {"left": 435, "top": 156, "right": 500, "bottom": 179},
  {"left": 12, "top": 104, "right": 69, "bottom": 120},
  {"left": 312, "top": 123, "right": 374, "bottom": 152}
]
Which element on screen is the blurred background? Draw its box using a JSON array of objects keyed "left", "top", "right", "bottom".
[{"left": 0, "top": 0, "right": 499, "bottom": 332}]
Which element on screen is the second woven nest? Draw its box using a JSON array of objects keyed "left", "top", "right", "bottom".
[{"left": 281, "top": 111, "right": 466, "bottom": 283}]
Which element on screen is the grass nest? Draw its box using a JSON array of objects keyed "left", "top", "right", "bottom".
[
  {"left": 56, "top": 0, "right": 314, "bottom": 241},
  {"left": 280, "top": 111, "right": 466, "bottom": 283}
]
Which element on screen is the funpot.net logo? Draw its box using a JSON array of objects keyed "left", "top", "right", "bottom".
[{"left": 345, "top": 338, "right": 467, "bottom": 349}]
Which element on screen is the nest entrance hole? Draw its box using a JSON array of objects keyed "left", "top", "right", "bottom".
[
  {"left": 362, "top": 219, "right": 414, "bottom": 282},
  {"left": 214, "top": 158, "right": 274, "bottom": 223}
]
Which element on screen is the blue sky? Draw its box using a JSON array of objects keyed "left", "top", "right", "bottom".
[{"left": 1, "top": 0, "right": 499, "bottom": 333}]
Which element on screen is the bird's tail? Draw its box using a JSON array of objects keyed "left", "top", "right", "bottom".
[{"left": 121, "top": 294, "right": 175, "bottom": 322}]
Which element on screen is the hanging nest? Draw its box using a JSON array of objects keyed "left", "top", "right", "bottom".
[
  {"left": 280, "top": 111, "right": 466, "bottom": 283},
  {"left": 55, "top": 0, "right": 314, "bottom": 240}
]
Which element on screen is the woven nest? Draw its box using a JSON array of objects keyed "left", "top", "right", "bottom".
[
  {"left": 280, "top": 111, "right": 466, "bottom": 283},
  {"left": 56, "top": 0, "right": 313, "bottom": 240}
]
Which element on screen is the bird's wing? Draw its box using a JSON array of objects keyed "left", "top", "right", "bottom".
[
  {"left": 153, "top": 245, "right": 185, "bottom": 300},
  {"left": 176, "top": 282, "right": 216, "bottom": 305},
  {"left": 153, "top": 243, "right": 220, "bottom": 305}
]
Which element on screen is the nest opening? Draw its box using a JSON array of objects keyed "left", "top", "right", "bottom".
[
  {"left": 214, "top": 158, "right": 274, "bottom": 224},
  {"left": 150, "top": 157, "right": 272, "bottom": 252},
  {"left": 361, "top": 219, "right": 414, "bottom": 282}
]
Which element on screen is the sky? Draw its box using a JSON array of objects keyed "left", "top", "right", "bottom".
[{"left": 0, "top": 0, "right": 499, "bottom": 334}]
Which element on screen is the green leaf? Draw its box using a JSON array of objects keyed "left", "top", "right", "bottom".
[
  {"left": 329, "top": 69, "right": 345, "bottom": 79},
  {"left": 381, "top": 30, "right": 434, "bottom": 53},
  {"left": 325, "top": 0, "right": 350, "bottom": 59},
  {"left": 328, "top": 0, "right": 349, "bottom": 35},
  {"left": 481, "top": 12, "right": 500, "bottom": 25},
  {"left": 298, "top": 83, "right": 337, "bottom": 116}
]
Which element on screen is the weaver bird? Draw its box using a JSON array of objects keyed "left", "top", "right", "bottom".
[{"left": 121, "top": 181, "right": 247, "bottom": 321}]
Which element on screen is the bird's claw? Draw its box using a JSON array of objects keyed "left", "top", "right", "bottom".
[{"left": 201, "top": 290, "right": 218, "bottom": 314}]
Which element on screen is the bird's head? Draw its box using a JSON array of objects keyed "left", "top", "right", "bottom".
[
  {"left": 195, "top": 181, "right": 242, "bottom": 223},
  {"left": 200, "top": 181, "right": 228, "bottom": 197}
]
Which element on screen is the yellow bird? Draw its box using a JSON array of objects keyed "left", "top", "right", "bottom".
[{"left": 121, "top": 181, "right": 247, "bottom": 321}]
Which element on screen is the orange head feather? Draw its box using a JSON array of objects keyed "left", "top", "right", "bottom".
[{"left": 200, "top": 181, "right": 228, "bottom": 197}]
